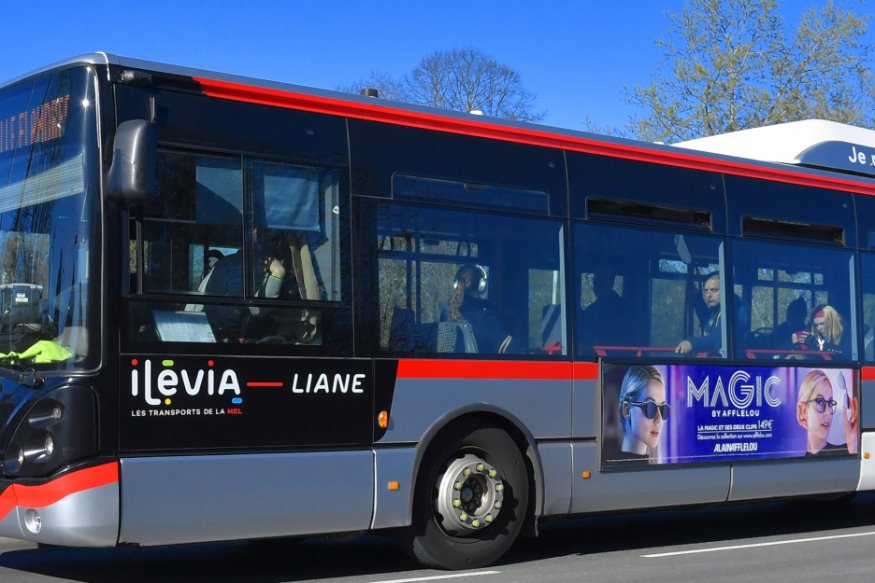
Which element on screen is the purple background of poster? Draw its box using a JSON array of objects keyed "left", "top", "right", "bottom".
[{"left": 601, "top": 363, "right": 856, "bottom": 468}]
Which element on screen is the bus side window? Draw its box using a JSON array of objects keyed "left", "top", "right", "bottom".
[
  {"left": 735, "top": 239, "right": 855, "bottom": 361},
  {"left": 374, "top": 203, "right": 565, "bottom": 357},
  {"left": 247, "top": 160, "right": 342, "bottom": 303},
  {"left": 141, "top": 152, "right": 244, "bottom": 296},
  {"left": 129, "top": 152, "right": 344, "bottom": 347},
  {"left": 574, "top": 222, "right": 726, "bottom": 359},
  {"left": 860, "top": 253, "right": 875, "bottom": 362}
]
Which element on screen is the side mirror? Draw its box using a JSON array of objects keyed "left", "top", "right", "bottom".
[{"left": 106, "top": 119, "right": 157, "bottom": 201}]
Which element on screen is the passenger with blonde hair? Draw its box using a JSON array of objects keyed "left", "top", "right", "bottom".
[{"left": 792, "top": 304, "right": 844, "bottom": 355}]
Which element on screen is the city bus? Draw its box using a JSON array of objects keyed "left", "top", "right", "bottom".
[{"left": 1, "top": 53, "right": 875, "bottom": 570}]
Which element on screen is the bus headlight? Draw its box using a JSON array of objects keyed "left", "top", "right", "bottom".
[{"left": 2, "top": 385, "right": 97, "bottom": 478}]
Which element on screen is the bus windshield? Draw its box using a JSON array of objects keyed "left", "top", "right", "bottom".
[{"left": 0, "top": 66, "right": 99, "bottom": 375}]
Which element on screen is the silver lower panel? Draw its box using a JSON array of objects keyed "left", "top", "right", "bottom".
[
  {"left": 119, "top": 450, "right": 374, "bottom": 545},
  {"left": 570, "top": 442, "right": 730, "bottom": 514},
  {"left": 0, "top": 482, "right": 119, "bottom": 546}
]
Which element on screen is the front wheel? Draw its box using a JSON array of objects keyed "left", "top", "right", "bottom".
[{"left": 401, "top": 422, "right": 530, "bottom": 570}]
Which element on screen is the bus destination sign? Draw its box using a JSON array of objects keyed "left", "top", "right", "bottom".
[{"left": 0, "top": 95, "right": 70, "bottom": 155}]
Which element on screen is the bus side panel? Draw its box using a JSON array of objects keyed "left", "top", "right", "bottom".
[
  {"left": 378, "top": 377, "right": 572, "bottom": 444},
  {"left": 857, "top": 432, "right": 875, "bottom": 490},
  {"left": 728, "top": 457, "right": 860, "bottom": 500},
  {"left": 372, "top": 447, "right": 415, "bottom": 529},
  {"left": 539, "top": 442, "right": 574, "bottom": 516},
  {"left": 118, "top": 451, "right": 373, "bottom": 545},
  {"left": 568, "top": 443, "right": 730, "bottom": 514},
  {"left": 572, "top": 376, "right": 598, "bottom": 438}
]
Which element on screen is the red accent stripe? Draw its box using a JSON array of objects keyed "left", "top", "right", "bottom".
[
  {"left": 0, "top": 485, "right": 15, "bottom": 521},
  {"left": 0, "top": 462, "right": 118, "bottom": 521},
  {"left": 246, "top": 382, "right": 284, "bottom": 387},
  {"left": 573, "top": 362, "right": 600, "bottom": 380},
  {"left": 862, "top": 367, "right": 875, "bottom": 381},
  {"left": 397, "top": 359, "right": 599, "bottom": 381},
  {"left": 195, "top": 77, "right": 875, "bottom": 197}
]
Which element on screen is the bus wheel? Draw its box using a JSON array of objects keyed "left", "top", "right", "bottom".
[{"left": 402, "top": 422, "right": 529, "bottom": 570}]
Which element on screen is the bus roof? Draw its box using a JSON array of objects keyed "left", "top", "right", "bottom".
[
  {"left": 8, "top": 53, "right": 875, "bottom": 193},
  {"left": 676, "top": 120, "right": 875, "bottom": 178}
]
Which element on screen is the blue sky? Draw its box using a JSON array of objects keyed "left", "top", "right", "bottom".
[{"left": 1, "top": 1, "right": 869, "bottom": 132}]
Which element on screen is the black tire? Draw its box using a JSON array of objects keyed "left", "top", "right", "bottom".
[{"left": 400, "top": 421, "right": 529, "bottom": 570}]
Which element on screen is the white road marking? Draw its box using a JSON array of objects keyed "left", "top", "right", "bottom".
[
  {"left": 642, "top": 530, "right": 875, "bottom": 558},
  {"left": 371, "top": 570, "right": 501, "bottom": 583}
]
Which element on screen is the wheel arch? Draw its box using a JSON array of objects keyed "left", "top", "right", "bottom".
[{"left": 408, "top": 404, "right": 545, "bottom": 527}]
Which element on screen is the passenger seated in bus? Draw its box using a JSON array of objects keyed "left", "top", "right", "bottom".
[
  {"left": 770, "top": 296, "right": 808, "bottom": 351},
  {"left": 796, "top": 369, "right": 857, "bottom": 456},
  {"left": 675, "top": 272, "right": 749, "bottom": 355},
  {"left": 203, "top": 229, "right": 291, "bottom": 341},
  {"left": 445, "top": 264, "right": 515, "bottom": 354},
  {"left": 616, "top": 365, "right": 667, "bottom": 463},
  {"left": 578, "top": 273, "right": 627, "bottom": 350},
  {"left": 792, "top": 304, "right": 845, "bottom": 355}
]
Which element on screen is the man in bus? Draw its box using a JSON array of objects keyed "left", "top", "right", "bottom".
[
  {"left": 578, "top": 272, "right": 626, "bottom": 350},
  {"left": 675, "top": 272, "right": 749, "bottom": 356},
  {"left": 446, "top": 264, "right": 515, "bottom": 354},
  {"left": 204, "top": 228, "right": 290, "bottom": 341}
]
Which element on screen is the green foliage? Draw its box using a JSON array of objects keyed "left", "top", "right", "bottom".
[{"left": 631, "top": 0, "right": 874, "bottom": 142}]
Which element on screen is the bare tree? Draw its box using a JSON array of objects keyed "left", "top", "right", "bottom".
[
  {"left": 343, "top": 48, "right": 543, "bottom": 122},
  {"left": 341, "top": 71, "right": 409, "bottom": 102},
  {"left": 631, "top": 0, "right": 874, "bottom": 143}
]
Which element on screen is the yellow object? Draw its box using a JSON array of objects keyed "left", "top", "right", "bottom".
[{"left": 0, "top": 340, "right": 72, "bottom": 364}]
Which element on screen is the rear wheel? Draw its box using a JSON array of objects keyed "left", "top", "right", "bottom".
[{"left": 401, "top": 421, "right": 529, "bottom": 570}]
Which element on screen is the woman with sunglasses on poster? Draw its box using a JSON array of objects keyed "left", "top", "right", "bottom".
[
  {"left": 618, "top": 365, "right": 669, "bottom": 463},
  {"left": 797, "top": 369, "right": 859, "bottom": 456}
]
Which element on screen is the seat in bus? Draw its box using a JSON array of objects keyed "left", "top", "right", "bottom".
[{"left": 436, "top": 320, "right": 479, "bottom": 353}]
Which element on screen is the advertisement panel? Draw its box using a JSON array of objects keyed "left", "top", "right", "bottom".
[{"left": 601, "top": 363, "right": 858, "bottom": 469}]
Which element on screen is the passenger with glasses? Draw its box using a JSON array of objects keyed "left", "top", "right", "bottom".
[
  {"left": 618, "top": 365, "right": 669, "bottom": 463},
  {"left": 796, "top": 369, "right": 858, "bottom": 456}
]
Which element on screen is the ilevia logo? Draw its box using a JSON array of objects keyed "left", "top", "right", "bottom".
[
  {"left": 130, "top": 358, "right": 241, "bottom": 407},
  {"left": 129, "top": 358, "right": 369, "bottom": 410}
]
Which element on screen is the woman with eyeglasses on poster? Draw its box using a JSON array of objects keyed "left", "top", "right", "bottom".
[
  {"left": 617, "top": 365, "right": 669, "bottom": 463},
  {"left": 797, "top": 369, "right": 858, "bottom": 456}
]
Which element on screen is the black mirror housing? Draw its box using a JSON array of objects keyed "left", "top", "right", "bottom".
[{"left": 106, "top": 119, "right": 157, "bottom": 201}]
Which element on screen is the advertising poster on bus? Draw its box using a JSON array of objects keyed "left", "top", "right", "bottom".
[{"left": 600, "top": 363, "right": 859, "bottom": 469}]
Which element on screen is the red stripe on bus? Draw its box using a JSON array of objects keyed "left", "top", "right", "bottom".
[
  {"left": 397, "top": 360, "right": 571, "bottom": 380},
  {"left": 573, "top": 362, "right": 600, "bottom": 380},
  {"left": 396, "top": 360, "right": 599, "bottom": 381},
  {"left": 862, "top": 367, "right": 875, "bottom": 381},
  {"left": 195, "top": 77, "right": 875, "bottom": 197},
  {"left": 0, "top": 462, "right": 118, "bottom": 521}
]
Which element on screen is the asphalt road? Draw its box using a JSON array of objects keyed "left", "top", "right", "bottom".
[{"left": 3, "top": 493, "right": 875, "bottom": 582}]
